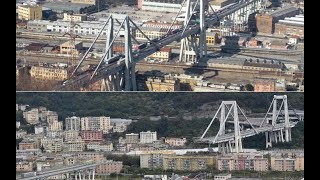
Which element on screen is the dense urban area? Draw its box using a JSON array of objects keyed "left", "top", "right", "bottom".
[
  {"left": 16, "top": 0, "right": 304, "bottom": 91},
  {"left": 16, "top": 93, "right": 304, "bottom": 179}
]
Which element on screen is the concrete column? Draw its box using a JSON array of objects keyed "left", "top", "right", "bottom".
[
  {"left": 265, "top": 132, "right": 272, "bottom": 148},
  {"left": 92, "top": 169, "right": 95, "bottom": 180}
]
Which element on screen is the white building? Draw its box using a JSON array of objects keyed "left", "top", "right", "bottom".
[
  {"left": 27, "top": 19, "right": 136, "bottom": 37},
  {"left": 16, "top": 130, "right": 27, "bottom": 139},
  {"left": 34, "top": 125, "right": 45, "bottom": 134},
  {"left": 65, "top": 116, "right": 81, "bottom": 131},
  {"left": 110, "top": 118, "right": 132, "bottom": 133},
  {"left": 140, "top": 131, "right": 157, "bottom": 144},
  {"left": 16, "top": 121, "right": 21, "bottom": 129},
  {"left": 164, "top": 137, "right": 187, "bottom": 147},
  {"left": 23, "top": 108, "right": 39, "bottom": 125},
  {"left": 80, "top": 116, "right": 111, "bottom": 133}
]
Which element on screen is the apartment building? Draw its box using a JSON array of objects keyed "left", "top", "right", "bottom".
[
  {"left": 140, "top": 151, "right": 176, "bottom": 169},
  {"left": 216, "top": 153, "right": 268, "bottom": 171},
  {"left": 80, "top": 130, "right": 104, "bottom": 143},
  {"left": 80, "top": 116, "right": 111, "bottom": 133},
  {"left": 40, "top": 138, "right": 64, "bottom": 153},
  {"left": 23, "top": 108, "right": 39, "bottom": 125},
  {"left": 163, "top": 154, "right": 215, "bottom": 171},
  {"left": 140, "top": 131, "right": 157, "bottom": 144},
  {"left": 164, "top": 137, "right": 187, "bottom": 147},
  {"left": 65, "top": 116, "right": 81, "bottom": 131},
  {"left": 95, "top": 160, "right": 123, "bottom": 174},
  {"left": 125, "top": 133, "right": 139, "bottom": 144},
  {"left": 18, "top": 4, "right": 42, "bottom": 20},
  {"left": 64, "top": 139, "right": 86, "bottom": 152}
]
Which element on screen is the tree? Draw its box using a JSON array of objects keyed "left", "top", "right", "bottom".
[{"left": 245, "top": 84, "right": 254, "bottom": 91}]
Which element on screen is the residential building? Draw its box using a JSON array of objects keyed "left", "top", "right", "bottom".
[
  {"left": 80, "top": 130, "right": 104, "bottom": 143},
  {"left": 87, "top": 142, "right": 114, "bottom": 152},
  {"left": 77, "top": 152, "right": 105, "bottom": 163},
  {"left": 60, "top": 40, "right": 83, "bottom": 55},
  {"left": 34, "top": 125, "right": 45, "bottom": 134},
  {"left": 147, "top": 47, "right": 171, "bottom": 62},
  {"left": 40, "top": 138, "right": 64, "bottom": 153},
  {"left": 110, "top": 118, "right": 132, "bottom": 133},
  {"left": 95, "top": 160, "right": 123, "bottom": 174},
  {"left": 270, "top": 152, "right": 304, "bottom": 171},
  {"left": 30, "top": 66, "right": 68, "bottom": 82},
  {"left": 112, "top": 122, "right": 127, "bottom": 133},
  {"left": 256, "top": 6, "right": 299, "bottom": 34},
  {"left": 115, "top": 143, "right": 127, "bottom": 152},
  {"left": 216, "top": 153, "right": 268, "bottom": 171},
  {"left": 48, "top": 121, "right": 63, "bottom": 132},
  {"left": 140, "top": 131, "right": 157, "bottom": 144},
  {"left": 18, "top": 4, "right": 42, "bottom": 20},
  {"left": 164, "top": 138, "right": 187, "bottom": 147},
  {"left": 16, "top": 130, "right": 27, "bottom": 139},
  {"left": 63, "top": 13, "right": 87, "bottom": 22},
  {"left": 163, "top": 153, "right": 215, "bottom": 171},
  {"left": 64, "top": 130, "right": 80, "bottom": 141},
  {"left": 64, "top": 139, "right": 85, "bottom": 152},
  {"left": 19, "top": 140, "right": 38, "bottom": 150},
  {"left": 140, "top": 151, "right": 176, "bottom": 169},
  {"left": 46, "top": 131, "right": 64, "bottom": 139},
  {"left": 23, "top": 108, "right": 39, "bottom": 125},
  {"left": 44, "top": 111, "right": 59, "bottom": 124},
  {"left": 65, "top": 116, "right": 81, "bottom": 131},
  {"left": 80, "top": 116, "right": 111, "bottom": 133},
  {"left": 126, "top": 133, "right": 139, "bottom": 144},
  {"left": 16, "top": 161, "right": 33, "bottom": 172}
]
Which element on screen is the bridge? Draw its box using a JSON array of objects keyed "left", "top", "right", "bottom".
[
  {"left": 194, "top": 95, "right": 302, "bottom": 154},
  {"left": 17, "top": 163, "right": 97, "bottom": 180},
  {"left": 56, "top": 0, "right": 267, "bottom": 91}
]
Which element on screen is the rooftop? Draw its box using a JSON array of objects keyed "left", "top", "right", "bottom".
[{"left": 270, "top": 6, "right": 299, "bottom": 18}]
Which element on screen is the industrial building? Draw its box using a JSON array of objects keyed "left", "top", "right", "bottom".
[
  {"left": 30, "top": 66, "right": 68, "bottom": 82},
  {"left": 63, "top": 13, "right": 87, "bottom": 22},
  {"left": 60, "top": 40, "right": 83, "bottom": 55},
  {"left": 256, "top": 6, "right": 300, "bottom": 34},
  {"left": 26, "top": 19, "right": 137, "bottom": 37},
  {"left": 138, "top": 0, "right": 184, "bottom": 13},
  {"left": 274, "top": 14, "right": 304, "bottom": 38}
]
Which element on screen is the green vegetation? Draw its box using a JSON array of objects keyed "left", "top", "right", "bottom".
[
  {"left": 16, "top": 93, "right": 303, "bottom": 120},
  {"left": 16, "top": 93, "right": 304, "bottom": 149}
]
